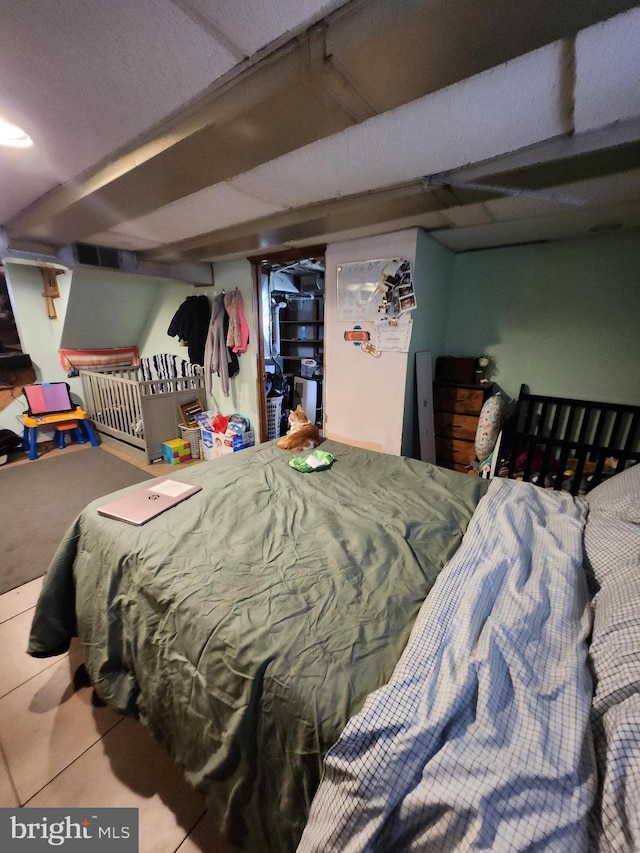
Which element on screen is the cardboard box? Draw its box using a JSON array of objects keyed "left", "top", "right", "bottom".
[
  {"left": 162, "top": 438, "right": 192, "bottom": 464},
  {"left": 200, "top": 428, "right": 255, "bottom": 460},
  {"left": 195, "top": 410, "right": 254, "bottom": 460}
]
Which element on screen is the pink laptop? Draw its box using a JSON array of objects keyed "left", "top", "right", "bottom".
[{"left": 97, "top": 479, "right": 202, "bottom": 525}]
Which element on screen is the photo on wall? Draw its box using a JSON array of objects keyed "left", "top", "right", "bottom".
[{"left": 337, "top": 258, "right": 416, "bottom": 322}]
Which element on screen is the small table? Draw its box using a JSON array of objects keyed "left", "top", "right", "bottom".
[{"left": 21, "top": 408, "right": 100, "bottom": 460}]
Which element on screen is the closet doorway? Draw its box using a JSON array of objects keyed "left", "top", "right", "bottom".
[{"left": 252, "top": 248, "right": 325, "bottom": 443}]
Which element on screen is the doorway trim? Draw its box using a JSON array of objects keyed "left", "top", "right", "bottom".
[{"left": 249, "top": 245, "right": 325, "bottom": 442}]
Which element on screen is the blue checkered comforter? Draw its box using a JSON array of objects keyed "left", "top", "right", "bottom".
[{"left": 299, "top": 478, "right": 596, "bottom": 852}]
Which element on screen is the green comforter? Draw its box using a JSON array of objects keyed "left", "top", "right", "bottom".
[{"left": 28, "top": 439, "right": 488, "bottom": 851}]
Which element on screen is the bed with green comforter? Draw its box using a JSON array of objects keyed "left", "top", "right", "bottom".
[{"left": 28, "top": 439, "right": 487, "bottom": 851}]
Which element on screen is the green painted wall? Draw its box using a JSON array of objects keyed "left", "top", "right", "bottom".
[
  {"left": 0, "top": 258, "right": 259, "bottom": 438},
  {"left": 138, "top": 279, "right": 213, "bottom": 360},
  {"left": 135, "top": 261, "right": 259, "bottom": 430},
  {"left": 445, "top": 233, "right": 640, "bottom": 406},
  {"left": 1, "top": 263, "right": 76, "bottom": 435},
  {"left": 201, "top": 259, "right": 259, "bottom": 433},
  {"left": 3, "top": 231, "right": 638, "bottom": 443},
  {"left": 61, "top": 267, "right": 160, "bottom": 349}
]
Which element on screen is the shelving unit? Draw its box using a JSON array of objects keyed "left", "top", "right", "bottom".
[
  {"left": 278, "top": 297, "right": 324, "bottom": 426},
  {"left": 279, "top": 322, "right": 323, "bottom": 365}
]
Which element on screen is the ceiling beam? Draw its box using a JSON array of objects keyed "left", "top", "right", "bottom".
[
  {"left": 141, "top": 181, "right": 492, "bottom": 262},
  {"left": 143, "top": 124, "right": 640, "bottom": 262},
  {"left": 431, "top": 116, "right": 640, "bottom": 187},
  {"left": 7, "top": 0, "right": 637, "bottom": 251}
]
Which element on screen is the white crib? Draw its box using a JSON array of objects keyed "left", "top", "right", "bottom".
[{"left": 80, "top": 356, "right": 205, "bottom": 463}]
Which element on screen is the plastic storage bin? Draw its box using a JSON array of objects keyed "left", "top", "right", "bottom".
[
  {"left": 266, "top": 396, "right": 283, "bottom": 440},
  {"left": 179, "top": 424, "right": 201, "bottom": 459}
]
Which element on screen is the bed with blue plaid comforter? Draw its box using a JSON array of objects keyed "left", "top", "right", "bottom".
[{"left": 299, "top": 477, "right": 596, "bottom": 852}]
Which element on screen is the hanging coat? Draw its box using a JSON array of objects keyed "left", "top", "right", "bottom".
[
  {"left": 204, "top": 293, "right": 239, "bottom": 397},
  {"left": 167, "top": 295, "right": 211, "bottom": 366},
  {"left": 224, "top": 289, "right": 250, "bottom": 353}
]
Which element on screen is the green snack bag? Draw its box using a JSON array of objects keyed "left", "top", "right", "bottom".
[{"left": 289, "top": 449, "right": 335, "bottom": 473}]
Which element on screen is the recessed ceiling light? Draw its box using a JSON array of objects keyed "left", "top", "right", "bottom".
[{"left": 0, "top": 115, "right": 33, "bottom": 148}]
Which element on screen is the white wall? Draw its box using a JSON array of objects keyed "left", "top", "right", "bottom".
[{"left": 324, "top": 229, "right": 418, "bottom": 454}]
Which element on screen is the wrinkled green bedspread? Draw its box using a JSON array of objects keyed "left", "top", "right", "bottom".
[{"left": 28, "top": 440, "right": 488, "bottom": 851}]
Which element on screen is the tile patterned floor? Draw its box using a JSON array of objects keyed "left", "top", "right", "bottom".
[{"left": 0, "top": 446, "right": 238, "bottom": 852}]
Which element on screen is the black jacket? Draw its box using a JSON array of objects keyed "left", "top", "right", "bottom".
[{"left": 167, "top": 295, "right": 211, "bottom": 366}]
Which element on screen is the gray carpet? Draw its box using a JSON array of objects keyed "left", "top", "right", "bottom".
[{"left": 0, "top": 447, "right": 153, "bottom": 595}]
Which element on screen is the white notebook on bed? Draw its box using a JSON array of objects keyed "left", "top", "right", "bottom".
[{"left": 97, "top": 479, "right": 202, "bottom": 525}]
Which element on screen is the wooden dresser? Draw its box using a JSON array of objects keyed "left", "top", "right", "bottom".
[{"left": 433, "top": 382, "right": 493, "bottom": 472}]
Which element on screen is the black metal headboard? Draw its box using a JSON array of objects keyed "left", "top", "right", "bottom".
[{"left": 497, "top": 385, "right": 640, "bottom": 496}]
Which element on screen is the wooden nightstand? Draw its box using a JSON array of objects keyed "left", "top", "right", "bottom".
[{"left": 433, "top": 382, "right": 494, "bottom": 472}]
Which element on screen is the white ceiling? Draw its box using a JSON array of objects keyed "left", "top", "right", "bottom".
[{"left": 1, "top": 0, "right": 639, "bottom": 273}]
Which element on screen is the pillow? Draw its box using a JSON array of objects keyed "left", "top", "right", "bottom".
[
  {"left": 590, "top": 692, "right": 640, "bottom": 853},
  {"left": 587, "top": 464, "right": 640, "bottom": 524},
  {"left": 590, "top": 556, "right": 640, "bottom": 716},
  {"left": 583, "top": 512, "right": 640, "bottom": 590},
  {"left": 474, "top": 393, "right": 502, "bottom": 462}
]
